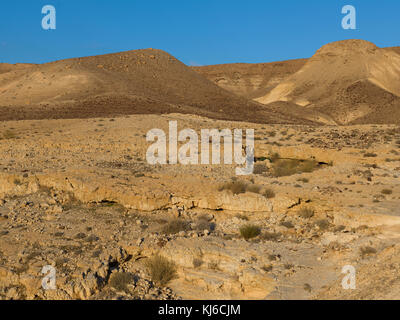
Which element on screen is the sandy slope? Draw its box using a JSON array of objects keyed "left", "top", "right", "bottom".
[
  {"left": 254, "top": 40, "right": 400, "bottom": 124},
  {"left": 191, "top": 59, "right": 306, "bottom": 100}
]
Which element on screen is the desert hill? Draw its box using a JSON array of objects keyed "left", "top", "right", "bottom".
[
  {"left": 0, "top": 63, "right": 35, "bottom": 74},
  {"left": 191, "top": 58, "right": 306, "bottom": 100},
  {"left": 193, "top": 41, "right": 400, "bottom": 125},
  {"left": 2, "top": 41, "right": 399, "bottom": 125},
  {"left": 387, "top": 46, "right": 400, "bottom": 55},
  {"left": 254, "top": 40, "right": 400, "bottom": 124},
  {"left": 0, "top": 49, "right": 308, "bottom": 124}
]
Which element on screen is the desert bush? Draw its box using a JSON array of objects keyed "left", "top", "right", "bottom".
[
  {"left": 207, "top": 261, "right": 220, "bottom": 271},
  {"left": 262, "top": 188, "right": 275, "bottom": 199},
  {"left": 239, "top": 224, "right": 261, "bottom": 240},
  {"left": 381, "top": 189, "right": 393, "bottom": 195},
  {"left": 218, "top": 180, "right": 247, "bottom": 195},
  {"left": 260, "top": 231, "right": 281, "bottom": 241},
  {"left": 235, "top": 213, "right": 249, "bottom": 221},
  {"left": 261, "top": 265, "right": 273, "bottom": 272},
  {"left": 360, "top": 246, "right": 377, "bottom": 258},
  {"left": 280, "top": 221, "right": 294, "bottom": 228},
  {"left": 246, "top": 184, "right": 262, "bottom": 194},
  {"left": 2, "top": 130, "right": 17, "bottom": 139},
  {"left": 162, "top": 219, "right": 191, "bottom": 235},
  {"left": 145, "top": 254, "right": 178, "bottom": 286},
  {"left": 268, "top": 152, "right": 281, "bottom": 162},
  {"left": 109, "top": 272, "right": 134, "bottom": 292},
  {"left": 253, "top": 163, "right": 269, "bottom": 175},
  {"left": 363, "top": 152, "right": 377, "bottom": 158},
  {"left": 315, "top": 219, "right": 330, "bottom": 230},
  {"left": 218, "top": 180, "right": 263, "bottom": 195},
  {"left": 195, "top": 216, "right": 215, "bottom": 232},
  {"left": 298, "top": 207, "right": 315, "bottom": 219},
  {"left": 192, "top": 257, "right": 203, "bottom": 268},
  {"left": 303, "top": 283, "right": 312, "bottom": 293},
  {"left": 284, "top": 263, "right": 294, "bottom": 270},
  {"left": 272, "top": 159, "right": 318, "bottom": 177}
]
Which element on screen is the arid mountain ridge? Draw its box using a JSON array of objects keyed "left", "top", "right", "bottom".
[{"left": 1, "top": 40, "right": 399, "bottom": 125}]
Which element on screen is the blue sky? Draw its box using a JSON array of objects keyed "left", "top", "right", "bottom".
[{"left": 0, "top": 0, "right": 399, "bottom": 65}]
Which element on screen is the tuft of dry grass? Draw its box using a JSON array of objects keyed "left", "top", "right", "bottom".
[
  {"left": 218, "top": 180, "right": 247, "bottom": 195},
  {"left": 218, "top": 180, "right": 275, "bottom": 199},
  {"left": 315, "top": 219, "right": 330, "bottom": 230},
  {"left": 109, "top": 272, "right": 134, "bottom": 292},
  {"left": 145, "top": 254, "right": 178, "bottom": 287},
  {"left": 235, "top": 213, "right": 249, "bottom": 221},
  {"left": 253, "top": 163, "right": 269, "bottom": 175},
  {"left": 272, "top": 159, "right": 318, "bottom": 177},
  {"left": 2, "top": 130, "right": 17, "bottom": 139},
  {"left": 260, "top": 231, "right": 281, "bottom": 241},
  {"left": 298, "top": 207, "right": 315, "bottom": 219},
  {"left": 360, "top": 246, "right": 377, "bottom": 258},
  {"left": 192, "top": 257, "right": 203, "bottom": 268},
  {"left": 381, "top": 189, "right": 393, "bottom": 195},
  {"left": 262, "top": 188, "right": 275, "bottom": 199},
  {"left": 162, "top": 219, "right": 191, "bottom": 235},
  {"left": 363, "top": 152, "right": 377, "bottom": 158}
]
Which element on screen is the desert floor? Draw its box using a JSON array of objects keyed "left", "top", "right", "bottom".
[{"left": 0, "top": 113, "right": 399, "bottom": 300}]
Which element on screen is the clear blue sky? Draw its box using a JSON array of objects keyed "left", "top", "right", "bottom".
[{"left": 1, "top": 0, "right": 399, "bottom": 65}]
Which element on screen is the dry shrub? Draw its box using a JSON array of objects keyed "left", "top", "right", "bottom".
[
  {"left": 360, "top": 246, "right": 377, "bottom": 258},
  {"left": 260, "top": 231, "right": 281, "bottom": 241},
  {"left": 381, "top": 189, "right": 393, "bottom": 195},
  {"left": 239, "top": 224, "right": 261, "bottom": 240},
  {"left": 218, "top": 180, "right": 274, "bottom": 198},
  {"left": 162, "top": 219, "right": 191, "bottom": 235},
  {"left": 2, "top": 130, "right": 17, "bottom": 139},
  {"left": 262, "top": 188, "right": 275, "bottom": 199},
  {"left": 298, "top": 207, "right": 315, "bottom": 219},
  {"left": 272, "top": 159, "right": 318, "bottom": 177},
  {"left": 145, "top": 254, "right": 178, "bottom": 286},
  {"left": 109, "top": 272, "right": 134, "bottom": 292},
  {"left": 218, "top": 180, "right": 247, "bottom": 195},
  {"left": 253, "top": 163, "right": 269, "bottom": 175},
  {"left": 315, "top": 219, "right": 330, "bottom": 230},
  {"left": 192, "top": 258, "right": 203, "bottom": 268}
]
